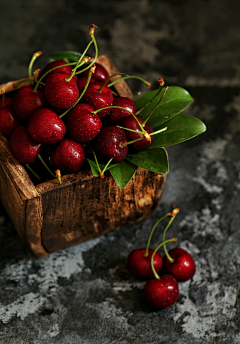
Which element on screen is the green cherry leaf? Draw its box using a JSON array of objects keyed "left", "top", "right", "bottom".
[
  {"left": 49, "top": 51, "right": 83, "bottom": 63},
  {"left": 126, "top": 148, "right": 169, "bottom": 174},
  {"left": 136, "top": 86, "right": 193, "bottom": 128},
  {"left": 149, "top": 114, "right": 207, "bottom": 149},
  {"left": 109, "top": 160, "right": 138, "bottom": 189},
  {"left": 87, "top": 159, "right": 117, "bottom": 177}
]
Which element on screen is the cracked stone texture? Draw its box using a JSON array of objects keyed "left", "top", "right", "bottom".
[{"left": 0, "top": 0, "right": 240, "bottom": 343}]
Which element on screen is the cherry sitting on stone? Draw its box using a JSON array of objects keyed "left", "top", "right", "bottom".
[
  {"left": 28, "top": 108, "right": 66, "bottom": 144},
  {"left": 106, "top": 97, "right": 137, "bottom": 125},
  {"left": 83, "top": 82, "right": 113, "bottom": 118},
  {"left": 38, "top": 60, "right": 78, "bottom": 83},
  {"left": 44, "top": 71, "right": 79, "bottom": 110},
  {"left": 50, "top": 138, "right": 85, "bottom": 173},
  {"left": 92, "top": 126, "right": 128, "bottom": 163},
  {"left": 67, "top": 104, "right": 102, "bottom": 142},
  {"left": 0, "top": 105, "right": 20, "bottom": 136},
  {"left": 13, "top": 86, "right": 46, "bottom": 121},
  {"left": 164, "top": 248, "right": 196, "bottom": 282},
  {"left": 9, "top": 126, "right": 43, "bottom": 164}
]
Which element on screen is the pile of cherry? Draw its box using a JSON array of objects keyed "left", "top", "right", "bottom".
[
  {"left": 0, "top": 25, "right": 158, "bottom": 183},
  {"left": 127, "top": 207, "right": 196, "bottom": 310}
]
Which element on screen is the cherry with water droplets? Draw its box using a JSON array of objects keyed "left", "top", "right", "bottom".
[
  {"left": 164, "top": 248, "right": 196, "bottom": 282},
  {"left": 28, "top": 108, "right": 66, "bottom": 144},
  {"left": 127, "top": 249, "right": 163, "bottom": 280},
  {"left": 45, "top": 71, "right": 79, "bottom": 110},
  {"left": 82, "top": 62, "right": 109, "bottom": 84},
  {"left": 144, "top": 275, "right": 179, "bottom": 310},
  {"left": 50, "top": 138, "right": 85, "bottom": 173},
  {"left": 13, "top": 86, "right": 46, "bottom": 121},
  {"left": 38, "top": 60, "right": 77, "bottom": 83},
  {"left": 106, "top": 97, "right": 137, "bottom": 125},
  {"left": 83, "top": 82, "right": 113, "bottom": 118},
  {"left": 0, "top": 105, "right": 20, "bottom": 136},
  {"left": 9, "top": 126, "right": 43, "bottom": 164},
  {"left": 67, "top": 104, "right": 102, "bottom": 142},
  {"left": 93, "top": 126, "right": 128, "bottom": 163}
]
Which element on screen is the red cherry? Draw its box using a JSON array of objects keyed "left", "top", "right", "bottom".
[
  {"left": 28, "top": 108, "right": 66, "bottom": 144},
  {"left": 9, "top": 126, "right": 42, "bottom": 164},
  {"left": 77, "top": 76, "right": 96, "bottom": 91},
  {"left": 45, "top": 71, "right": 79, "bottom": 110},
  {"left": 93, "top": 126, "right": 128, "bottom": 163},
  {"left": 82, "top": 62, "right": 109, "bottom": 84},
  {"left": 0, "top": 97, "right": 13, "bottom": 107},
  {"left": 127, "top": 249, "right": 163, "bottom": 280},
  {"left": 38, "top": 60, "right": 77, "bottom": 83},
  {"left": 0, "top": 105, "right": 20, "bottom": 135},
  {"left": 144, "top": 275, "right": 179, "bottom": 310},
  {"left": 13, "top": 86, "right": 46, "bottom": 121},
  {"left": 83, "top": 82, "right": 113, "bottom": 118},
  {"left": 50, "top": 139, "right": 85, "bottom": 173},
  {"left": 119, "top": 116, "right": 153, "bottom": 152},
  {"left": 67, "top": 104, "right": 102, "bottom": 142},
  {"left": 106, "top": 97, "right": 137, "bottom": 125},
  {"left": 164, "top": 248, "right": 196, "bottom": 282}
]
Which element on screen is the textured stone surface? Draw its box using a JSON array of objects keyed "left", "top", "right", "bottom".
[{"left": 0, "top": 0, "right": 240, "bottom": 343}]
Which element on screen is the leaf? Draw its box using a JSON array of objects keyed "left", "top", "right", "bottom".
[
  {"left": 149, "top": 114, "right": 207, "bottom": 149},
  {"left": 109, "top": 160, "right": 138, "bottom": 189},
  {"left": 49, "top": 51, "right": 83, "bottom": 63},
  {"left": 136, "top": 86, "right": 193, "bottom": 129},
  {"left": 87, "top": 159, "right": 117, "bottom": 177},
  {"left": 126, "top": 148, "right": 169, "bottom": 174}
]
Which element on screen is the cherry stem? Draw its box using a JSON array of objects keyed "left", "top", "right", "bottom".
[
  {"left": 37, "top": 154, "right": 56, "bottom": 179},
  {"left": 2, "top": 93, "right": 5, "bottom": 107},
  {"left": 136, "top": 87, "right": 163, "bottom": 116},
  {"left": 149, "top": 127, "right": 167, "bottom": 136},
  {"left": 151, "top": 238, "right": 177, "bottom": 280},
  {"left": 142, "top": 86, "right": 169, "bottom": 126},
  {"left": 143, "top": 213, "right": 169, "bottom": 257},
  {"left": 131, "top": 91, "right": 141, "bottom": 101},
  {"left": 59, "top": 67, "right": 94, "bottom": 119},
  {"left": 162, "top": 208, "right": 180, "bottom": 263},
  {"left": 119, "top": 137, "right": 144, "bottom": 147},
  {"left": 28, "top": 51, "right": 42, "bottom": 84},
  {"left": 25, "top": 164, "right": 41, "bottom": 181},
  {"left": 100, "top": 158, "right": 113, "bottom": 179},
  {"left": 98, "top": 73, "right": 128, "bottom": 93},
  {"left": 33, "top": 61, "right": 77, "bottom": 92},
  {"left": 13, "top": 79, "right": 32, "bottom": 88},
  {"left": 55, "top": 169, "right": 61, "bottom": 185},
  {"left": 92, "top": 150, "right": 101, "bottom": 174},
  {"left": 107, "top": 76, "right": 151, "bottom": 89}
]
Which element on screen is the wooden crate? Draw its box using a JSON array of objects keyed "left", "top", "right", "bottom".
[{"left": 0, "top": 55, "right": 166, "bottom": 257}]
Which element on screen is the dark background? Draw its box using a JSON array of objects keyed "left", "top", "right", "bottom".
[{"left": 0, "top": 1, "right": 240, "bottom": 343}]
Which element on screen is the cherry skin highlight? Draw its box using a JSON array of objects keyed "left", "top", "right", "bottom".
[
  {"left": 106, "top": 97, "right": 137, "bottom": 125},
  {"left": 0, "top": 105, "right": 20, "bottom": 135},
  {"left": 9, "top": 126, "right": 43, "bottom": 164},
  {"left": 50, "top": 139, "right": 85, "bottom": 173},
  {"left": 119, "top": 116, "right": 153, "bottom": 152},
  {"left": 28, "top": 108, "right": 66, "bottom": 144},
  {"left": 67, "top": 104, "right": 102, "bottom": 142},
  {"left": 38, "top": 60, "right": 77, "bottom": 83},
  {"left": 93, "top": 126, "right": 128, "bottom": 163},
  {"left": 83, "top": 82, "right": 113, "bottom": 118},
  {"left": 164, "top": 248, "right": 196, "bottom": 282},
  {"left": 45, "top": 71, "right": 79, "bottom": 110},
  {"left": 82, "top": 62, "right": 109, "bottom": 84},
  {"left": 144, "top": 275, "right": 179, "bottom": 310},
  {"left": 127, "top": 249, "right": 163, "bottom": 280},
  {"left": 13, "top": 86, "right": 46, "bottom": 121}
]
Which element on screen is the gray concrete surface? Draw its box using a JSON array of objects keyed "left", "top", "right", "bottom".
[{"left": 0, "top": 0, "right": 240, "bottom": 343}]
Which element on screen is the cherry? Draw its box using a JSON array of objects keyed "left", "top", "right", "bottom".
[
  {"left": 83, "top": 82, "right": 113, "bottom": 118},
  {"left": 50, "top": 139, "right": 85, "bottom": 173},
  {"left": 13, "top": 86, "right": 46, "bottom": 121},
  {"left": 0, "top": 105, "right": 20, "bottom": 135},
  {"left": 82, "top": 62, "right": 109, "bottom": 84},
  {"left": 67, "top": 104, "right": 102, "bottom": 142},
  {"left": 93, "top": 126, "right": 128, "bottom": 163},
  {"left": 144, "top": 275, "right": 179, "bottom": 310},
  {"left": 77, "top": 76, "right": 96, "bottom": 91},
  {"left": 119, "top": 116, "right": 154, "bottom": 152},
  {"left": 28, "top": 108, "right": 66, "bottom": 144},
  {"left": 164, "top": 248, "right": 196, "bottom": 282},
  {"left": 9, "top": 126, "right": 43, "bottom": 164},
  {"left": 38, "top": 60, "right": 77, "bottom": 83},
  {"left": 127, "top": 249, "right": 162, "bottom": 280},
  {"left": 0, "top": 97, "right": 13, "bottom": 107},
  {"left": 106, "top": 97, "right": 137, "bottom": 125},
  {"left": 44, "top": 71, "right": 79, "bottom": 110}
]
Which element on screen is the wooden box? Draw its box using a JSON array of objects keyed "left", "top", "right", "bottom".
[{"left": 0, "top": 56, "right": 166, "bottom": 257}]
